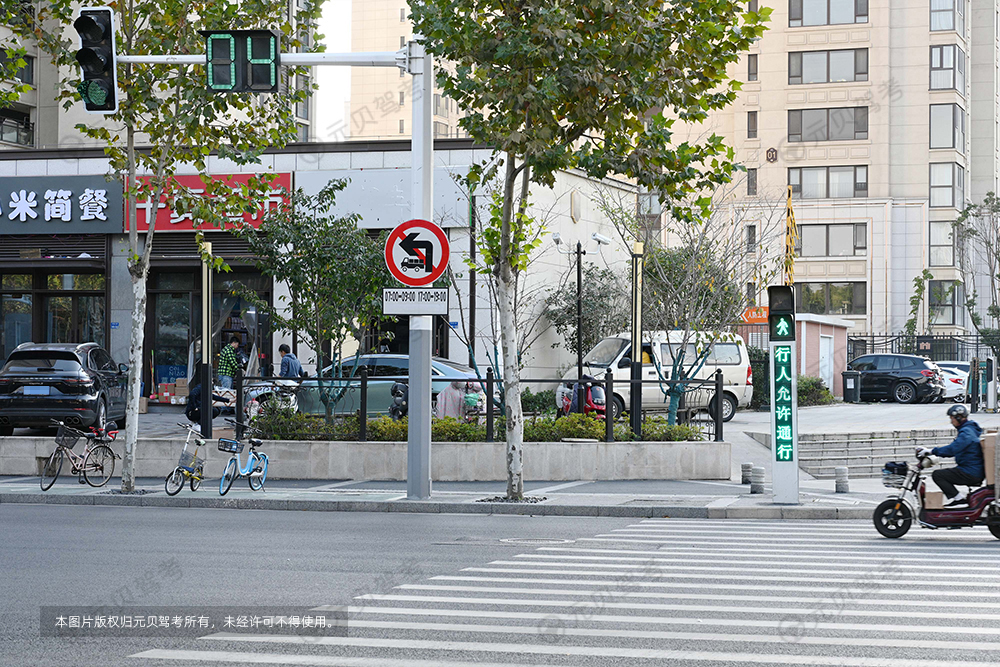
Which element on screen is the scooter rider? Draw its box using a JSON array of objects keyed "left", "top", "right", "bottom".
[{"left": 918, "top": 404, "right": 985, "bottom": 508}]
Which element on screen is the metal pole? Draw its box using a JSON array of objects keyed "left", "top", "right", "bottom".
[
  {"left": 486, "top": 368, "right": 494, "bottom": 443},
  {"left": 234, "top": 367, "right": 243, "bottom": 440},
  {"left": 359, "top": 367, "right": 368, "bottom": 442},
  {"left": 629, "top": 242, "right": 644, "bottom": 440},
  {"left": 406, "top": 37, "right": 434, "bottom": 501},
  {"left": 714, "top": 368, "right": 724, "bottom": 442},
  {"left": 605, "top": 370, "right": 614, "bottom": 443},
  {"left": 200, "top": 242, "right": 213, "bottom": 439},
  {"left": 468, "top": 196, "right": 477, "bottom": 368},
  {"left": 118, "top": 50, "right": 404, "bottom": 67},
  {"left": 576, "top": 241, "right": 585, "bottom": 414}
]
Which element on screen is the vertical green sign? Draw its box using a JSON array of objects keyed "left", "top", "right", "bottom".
[{"left": 773, "top": 344, "right": 794, "bottom": 462}]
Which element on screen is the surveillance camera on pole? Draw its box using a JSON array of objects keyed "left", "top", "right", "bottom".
[{"left": 74, "top": 7, "right": 118, "bottom": 114}]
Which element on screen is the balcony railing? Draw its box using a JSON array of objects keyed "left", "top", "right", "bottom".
[{"left": 0, "top": 118, "right": 33, "bottom": 147}]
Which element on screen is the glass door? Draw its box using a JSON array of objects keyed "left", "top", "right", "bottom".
[
  {"left": 44, "top": 296, "right": 73, "bottom": 343},
  {"left": 153, "top": 292, "right": 192, "bottom": 386}
]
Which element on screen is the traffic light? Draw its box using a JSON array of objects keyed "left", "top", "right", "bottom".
[
  {"left": 73, "top": 7, "right": 118, "bottom": 114},
  {"left": 768, "top": 285, "right": 796, "bottom": 341}
]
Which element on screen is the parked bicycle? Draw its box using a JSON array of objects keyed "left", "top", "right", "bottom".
[
  {"left": 40, "top": 419, "right": 119, "bottom": 491},
  {"left": 165, "top": 422, "right": 207, "bottom": 496},
  {"left": 218, "top": 419, "right": 269, "bottom": 496}
]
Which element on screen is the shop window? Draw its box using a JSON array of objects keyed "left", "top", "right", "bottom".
[{"left": 46, "top": 274, "right": 105, "bottom": 290}]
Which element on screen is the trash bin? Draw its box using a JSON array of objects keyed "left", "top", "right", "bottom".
[{"left": 842, "top": 370, "right": 861, "bottom": 403}]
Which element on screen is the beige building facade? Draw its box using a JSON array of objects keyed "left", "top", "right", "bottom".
[{"left": 691, "top": 0, "right": 996, "bottom": 334}]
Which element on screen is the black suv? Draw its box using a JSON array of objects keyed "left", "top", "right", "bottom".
[
  {"left": 0, "top": 342, "right": 127, "bottom": 435},
  {"left": 847, "top": 353, "right": 946, "bottom": 404}
]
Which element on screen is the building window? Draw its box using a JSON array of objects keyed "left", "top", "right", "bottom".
[
  {"left": 796, "top": 282, "right": 867, "bottom": 315},
  {"left": 747, "top": 282, "right": 757, "bottom": 306},
  {"left": 295, "top": 75, "right": 310, "bottom": 119},
  {"left": 433, "top": 94, "right": 449, "bottom": 118},
  {"left": 931, "top": 0, "right": 965, "bottom": 33},
  {"left": 929, "top": 162, "right": 964, "bottom": 208},
  {"left": 747, "top": 54, "right": 758, "bottom": 82},
  {"left": 0, "top": 109, "right": 32, "bottom": 147},
  {"left": 747, "top": 111, "right": 758, "bottom": 139},
  {"left": 399, "top": 91, "right": 404, "bottom": 106},
  {"left": 795, "top": 223, "right": 867, "bottom": 257},
  {"left": 789, "top": 49, "right": 868, "bottom": 85},
  {"left": 789, "top": 166, "right": 868, "bottom": 199},
  {"left": 747, "top": 168, "right": 758, "bottom": 196},
  {"left": 929, "top": 221, "right": 955, "bottom": 266},
  {"left": 296, "top": 123, "right": 309, "bottom": 142},
  {"left": 400, "top": 7, "right": 406, "bottom": 21},
  {"left": 930, "top": 104, "right": 965, "bottom": 152},
  {"left": 930, "top": 45, "right": 966, "bottom": 91},
  {"left": 399, "top": 119, "right": 405, "bottom": 134},
  {"left": 400, "top": 35, "right": 406, "bottom": 48},
  {"left": 788, "top": 107, "right": 868, "bottom": 142},
  {"left": 746, "top": 224, "right": 757, "bottom": 252},
  {"left": 433, "top": 121, "right": 450, "bottom": 137},
  {"left": 749, "top": 0, "right": 758, "bottom": 11},
  {"left": 789, "top": 0, "right": 869, "bottom": 26},
  {"left": 929, "top": 280, "right": 964, "bottom": 325}
]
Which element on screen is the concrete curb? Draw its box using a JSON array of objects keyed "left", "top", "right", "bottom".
[{"left": 0, "top": 491, "right": 872, "bottom": 520}]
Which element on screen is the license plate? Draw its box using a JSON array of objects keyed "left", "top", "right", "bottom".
[{"left": 23, "top": 386, "right": 49, "bottom": 396}]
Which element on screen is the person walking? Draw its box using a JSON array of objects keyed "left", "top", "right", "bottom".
[
  {"left": 278, "top": 344, "right": 303, "bottom": 378},
  {"left": 218, "top": 336, "right": 241, "bottom": 389}
]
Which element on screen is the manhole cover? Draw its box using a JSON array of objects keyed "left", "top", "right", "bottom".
[{"left": 499, "top": 538, "right": 575, "bottom": 545}]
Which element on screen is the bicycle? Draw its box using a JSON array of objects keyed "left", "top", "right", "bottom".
[
  {"left": 218, "top": 419, "right": 269, "bottom": 496},
  {"left": 164, "top": 423, "right": 207, "bottom": 496},
  {"left": 40, "top": 419, "right": 119, "bottom": 491}
]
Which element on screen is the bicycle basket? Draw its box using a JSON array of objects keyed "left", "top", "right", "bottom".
[
  {"left": 55, "top": 425, "right": 80, "bottom": 450},
  {"left": 218, "top": 438, "right": 244, "bottom": 454},
  {"left": 178, "top": 450, "right": 205, "bottom": 471},
  {"left": 881, "top": 461, "right": 908, "bottom": 488}
]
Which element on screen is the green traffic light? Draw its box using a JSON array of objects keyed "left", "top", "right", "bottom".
[
  {"left": 78, "top": 80, "right": 110, "bottom": 107},
  {"left": 769, "top": 313, "right": 796, "bottom": 341}
]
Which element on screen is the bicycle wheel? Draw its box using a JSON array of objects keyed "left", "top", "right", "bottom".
[
  {"left": 83, "top": 445, "right": 116, "bottom": 487},
  {"left": 219, "top": 458, "right": 237, "bottom": 496},
  {"left": 248, "top": 454, "right": 268, "bottom": 491},
  {"left": 190, "top": 467, "right": 203, "bottom": 492},
  {"left": 40, "top": 448, "right": 63, "bottom": 491},
  {"left": 164, "top": 468, "right": 185, "bottom": 496}
]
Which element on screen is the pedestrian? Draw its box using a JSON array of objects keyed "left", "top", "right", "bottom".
[
  {"left": 278, "top": 343, "right": 303, "bottom": 378},
  {"left": 218, "top": 336, "right": 241, "bottom": 389}
]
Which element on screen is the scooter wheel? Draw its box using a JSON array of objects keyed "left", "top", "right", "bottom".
[{"left": 873, "top": 499, "right": 912, "bottom": 538}]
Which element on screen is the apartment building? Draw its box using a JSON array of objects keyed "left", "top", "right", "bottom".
[
  {"left": 347, "top": 0, "right": 464, "bottom": 141},
  {"left": 693, "top": 0, "right": 996, "bottom": 334}
]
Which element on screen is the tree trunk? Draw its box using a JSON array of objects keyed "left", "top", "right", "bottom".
[
  {"left": 121, "top": 269, "right": 148, "bottom": 492},
  {"left": 498, "top": 267, "right": 523, "bottom": 499}
]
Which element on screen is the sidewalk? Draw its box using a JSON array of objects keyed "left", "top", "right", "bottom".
[{"left": 0, "top": 476, "right": 887, "bottom": 520}]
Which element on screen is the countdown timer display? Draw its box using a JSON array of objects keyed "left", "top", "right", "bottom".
[{"left": 200, "top": 30, "right": 280, "bottom": 93}]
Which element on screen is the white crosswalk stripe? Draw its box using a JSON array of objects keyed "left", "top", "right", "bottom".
[{"left": 131, "top": 518, "right": 1000, "bottom": 666}]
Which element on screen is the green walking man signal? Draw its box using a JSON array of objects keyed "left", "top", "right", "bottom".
[{"left": 768, "top": 286, "right": 796, "bottom": 342}]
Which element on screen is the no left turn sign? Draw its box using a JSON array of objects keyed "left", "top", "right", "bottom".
[{"left": 385, "top": 219, "right": 450, "bottom": 287}]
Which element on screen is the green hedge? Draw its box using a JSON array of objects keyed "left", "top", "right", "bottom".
[
  {"left": 252, "top": 410, "right": 703, "bottom": 442},
  {"left": 797, "top": 375, "right": 835, "bottom": 407}
]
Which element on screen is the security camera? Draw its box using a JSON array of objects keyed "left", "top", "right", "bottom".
[
  {"left": 592, "top": 232, "right": 611, "bottom": 246},
  {"left": 552, "top": 232, "right": 563, "bottom": 245}
]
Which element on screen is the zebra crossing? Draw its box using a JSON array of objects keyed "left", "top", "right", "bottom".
[{"left": 132, "top": 519, "right": 1000, "bottom": 666}]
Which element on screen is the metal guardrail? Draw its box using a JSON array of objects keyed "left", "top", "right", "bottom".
[{"left": 234, "top": 368, "right": 728, "bottom": 443}]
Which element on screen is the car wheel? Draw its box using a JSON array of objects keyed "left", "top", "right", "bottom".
[
  {"left": 709, "top": 393, "right": 738, "bottom": 423},
  {"left": 93, "top": 399, "right": 108, "bottom": 430},
  {"left": 610, "top": 395, "right": 625, "bottom": 421},
  {"left": 0, "top": 425, "right": 12, "bottom": 437},
  {"left": 893, "top": 382, "right": 917, "bottom": 404}
]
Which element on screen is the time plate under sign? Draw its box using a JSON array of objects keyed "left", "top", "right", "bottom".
[{"left": 382, "top": 288, "right": 449, "bottom": 316}]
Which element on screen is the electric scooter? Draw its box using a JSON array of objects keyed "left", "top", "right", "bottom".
[{"left": 873, "top": 451, "right": 1000, "bottom": 539}]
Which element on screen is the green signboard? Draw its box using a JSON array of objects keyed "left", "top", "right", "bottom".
[{"left": 773, "top": 343, "right": 795, "bottom": 462}]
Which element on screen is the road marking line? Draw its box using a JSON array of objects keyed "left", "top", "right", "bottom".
[
  {"left": 347, "top": 596, "right": 1000, "bottom": 625},
  {"left": 198, "top": 633, "right": 1000, "bottom": 666},
  {"left": 396, "top": 584, "right": 1000, "bottom": 610},
  {"left": 345, "top": 619, "right": 1000, "bottom": 651},
  {"left": 129, "top": 649, "right": 547, "bottom": 667},
  {"left": 538, "top": 545, "right": 1000, "bottom": 560},
  {"left": 429, "top": 574, "right": 1000, "bottom": 598},
  {"left": 304, "top": 480, "right": 364, "bottom": 491},
  {"left": 458, "top": 566, "right": 995, "bottom": 587},
  {"left": 527, "top": 480, "right": 592, "bottom": 494},
  {"left": 516, "top": 551, "right": 1000, "bottom": 569},
  {"left": 705, "top": 496, "right": 741, "bottom": 508},
  {"left": 581, "top": 536, "right": 1000, "bottom": 550}
]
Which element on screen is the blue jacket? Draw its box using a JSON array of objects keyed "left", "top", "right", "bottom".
[
  {"left": 279, "top": 352, "right": 303, "bottom": 378},
  {"left": 932, "top": 419, "right": 985, "bottom": 480}
]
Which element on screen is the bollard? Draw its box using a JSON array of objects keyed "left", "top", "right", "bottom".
[
  {"left": 835, "top": 466, "right": 850, "bottom": 493},
  {"left": 741, "top": 462, "right": 754, "bottom": 485},
  {"left": 750, "top": 466, "right": 765, "bottom": 494}
]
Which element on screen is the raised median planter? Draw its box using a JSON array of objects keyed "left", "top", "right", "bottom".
[{"left": 0, "top": 437, "right": 730, "bottom": 481}]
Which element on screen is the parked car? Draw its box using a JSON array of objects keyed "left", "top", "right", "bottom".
[
  {"left": 936, "top": 360, "right": 971, "bottom": 375},
  {"left": 845, "top": 353, "right": 945, "bottom": 404},
  {"left": 0, "top": 342, "right": 128, "bottom": 435},
  {"left": 286, "top": 354, "right": 485, "bottom": 417},
  {"left": 559, "top": 331, "right": 753, "bottom": 422},
  {"left": 939, "top": 367, "right": 968, "bottom": 403}
]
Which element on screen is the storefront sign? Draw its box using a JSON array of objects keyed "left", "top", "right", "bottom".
[
  {"left": 0, "top": 175, "right": 123, "bottom": 235},
  {"left": 130, "top": 173, "right": 291, "bottom": 232}
]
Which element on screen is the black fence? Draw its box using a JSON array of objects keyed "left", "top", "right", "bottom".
[
  {"left": 847, "top": 333, "right": 998, "bottom": 362},
  {"left": 232, "top": 369, "right": 727, "bottom": 444}
]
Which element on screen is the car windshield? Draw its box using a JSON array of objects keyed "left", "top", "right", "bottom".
[
  {"left": 584, "top": 338, "right": 629, "bottom": 367},
  {"left": 434, "top": 359, "right": 476, "bottom": 376},
  {"left": 2, "top": 352, "right": 82, "bottom": 373}
]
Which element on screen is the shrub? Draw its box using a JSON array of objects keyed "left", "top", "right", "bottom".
[
  {"left": 252, "top": 407, "right": 357, "bottom": 441},
  {"left": 521, "top": 387, "right": 558, "bottom": 414},
  {"left": 640, "top": 416, "right": 704, "bottom": 442},
  {"left": 797, "top": 375, "right": 835, "bottom": 407},
  {"left": 432, "top": 417, "right": 487, "bottom": 442},
  {"left": 367, "top": 416, "right": 408, "bottom": 441}
]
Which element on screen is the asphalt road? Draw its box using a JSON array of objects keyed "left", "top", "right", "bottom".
[{"left": 3, "top": 504, "right": 1000, "bottom": 666}]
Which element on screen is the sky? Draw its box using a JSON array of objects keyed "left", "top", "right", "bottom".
[{"left": 313, "top": 0, "right": 351, "bottom": 141}]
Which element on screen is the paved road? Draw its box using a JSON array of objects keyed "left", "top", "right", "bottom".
[{"left": 5, "top": 504, "right": 1000, "bottom": 666}]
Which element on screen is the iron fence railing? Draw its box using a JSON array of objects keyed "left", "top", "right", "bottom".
[
  {"left": 847, "top": 333, "right": 998, "bottom": 362},
  {"left": 232, "top": 368, "right": 727, "bottom": 443}
]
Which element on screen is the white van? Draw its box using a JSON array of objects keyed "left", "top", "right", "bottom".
[{"left": 557, "top": 331, "right": 754, "bottom": 422}]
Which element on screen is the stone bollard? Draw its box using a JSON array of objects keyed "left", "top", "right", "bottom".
[
  {"left": 835, "top": 466, "right": 850, "bottom": 493},
  {"left": 750, "top": 466, "right": 765, "bottom": 494},
  {"left": 741, "top": 462, "right": 754, "bottom": 485}
]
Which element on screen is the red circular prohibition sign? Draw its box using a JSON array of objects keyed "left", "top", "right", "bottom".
[{"left": 384, "top": 219, "right": 450, "bottom": 287}]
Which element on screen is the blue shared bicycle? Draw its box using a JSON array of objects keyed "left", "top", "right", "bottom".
[{"left": 218, "top": 419, "right": 269, "bottom": 496}]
